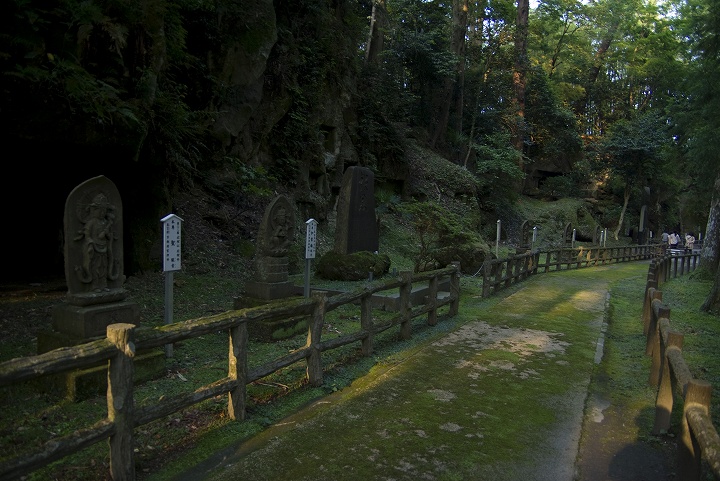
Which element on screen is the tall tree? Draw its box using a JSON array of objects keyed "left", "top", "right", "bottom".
[
  {"left": 430, "top": 0, "right": 469, "bottom": 151},
  {"left": 512, "top": 0, "right": 530, "bottom": 190},
  {"left": 366, "top": 0, "right": 388, "bottom": 65},
  {"left": 675, "top": 0, "right": 720, "bottom": 280},
  {"left": 598, "top": 112, "right": 669, "bottom": 240}
]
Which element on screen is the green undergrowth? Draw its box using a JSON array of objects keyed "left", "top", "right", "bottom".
[{"left": 654, "top": 274, "right": 720, "bottom": 428}]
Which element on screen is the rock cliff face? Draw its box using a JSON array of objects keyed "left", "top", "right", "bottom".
[{"left": 205, "top": 0, "right": 366, "bottom": 224}]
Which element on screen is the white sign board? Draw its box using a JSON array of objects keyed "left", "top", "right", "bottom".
[
  {"left": 305, "top": 218, "right": 318, "bottom": 259},
  {"left": 161, "top": 214, "right": 183, "bottom": 272}
]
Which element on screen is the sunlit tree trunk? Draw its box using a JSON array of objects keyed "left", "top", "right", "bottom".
[
  {"left": 612, "top": 184, "right": 631, "bottom": 241},
  {"left": 365, "top": 0, "right": 387, "bottom": 65},
  {"left": 511, "top": 0, "right": 529, "bottom": 191},
  {"left": 700, "top": 174, "right": 720, "bottom": 272},
  {"left": 702, "top": 176, "right": 720, "bottom": 312}
]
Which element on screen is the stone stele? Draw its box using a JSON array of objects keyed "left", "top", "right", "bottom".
[
  {"left": 242, "top": 194, "right": 297, "bottom": 300},
  {"left": 334, "top": 166, "right": 379, "bottom": 255},
  {"left": 50, "top": 175, "right": 139, "bottom": 340}
]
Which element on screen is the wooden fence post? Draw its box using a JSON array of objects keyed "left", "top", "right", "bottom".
[
  {"left": 360, "top": 294, "right": 374, "bottom": 356},
  {"left": 544, "top": 250, "right": 551, "bottom": 273},
  {"left": 427, "top": 274, "right": 438, "bottom": 326},
  {"left": 679, "top": 380, "right": 713, "bottom": 481},
  {"left": 107, "top": 323, "right": 136, "bottom": 481},
  {"left": 647, "top": 304, "right": 670, "bottom": 386},
  {"left": 449, "top": 262, "right": 460, "bottom": 317},
  {"left": 653, "top": 332, "right": 683, "bottom": 435},
  {"left": 227, "top": 321, "right": 248, "bottom": 421},
  {"left": 306, "top": 292, "right": 327, "bottom": 387},
  {"left": 399, "top": 271, "right": 413, "bottom": 340},
  {"left": 482, "top": 261, "right": 492, "bottom": 298},
  {"left": 505, "top": 258, "right": 513, "bottom": 288},
  {"left": 642, "top": 287, "right": 659, "bottom": 336}
]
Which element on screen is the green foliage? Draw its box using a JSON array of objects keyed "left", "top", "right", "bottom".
[
  {"left": 526, "top": 67, "right": 583, "bottom": 166},
  {"left": 472, "top": 132, "right": 524, "bottom": 210},
  {"left": 397, "top": 201, "right": 489, "bottom": 272}
]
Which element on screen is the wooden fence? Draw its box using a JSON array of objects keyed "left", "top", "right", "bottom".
[
  {"left": 643, "top": 251, "right": 720, "bottom": 481},
  {"left": 482, "top": 244, "right": 659, "bottom": 297},
  {"left": 0, "top": 242, "right": 696, "bottom": 480},
  {"left": 0, "top": 265, "right": 460, "bottom": 481}
]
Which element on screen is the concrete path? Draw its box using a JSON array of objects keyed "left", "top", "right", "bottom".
[{"left": 171, "top": 263, "right": 666, "bottom": 481}]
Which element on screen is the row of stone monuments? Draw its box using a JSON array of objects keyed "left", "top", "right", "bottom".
[
  {"left": 40, "top": 167, "right": 381, "bottom": 396},
  {"left": 236, "top": 166, "right": 379, "bottom": 339}
]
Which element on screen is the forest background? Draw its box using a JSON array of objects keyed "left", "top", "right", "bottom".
[{"left": 4, "top": 0, "right": 720, "bottom": 308}]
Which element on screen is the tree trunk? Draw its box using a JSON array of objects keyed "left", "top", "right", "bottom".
[
  {"left": 699, "top": 173, "right": 720, "bottom": 272},
  {"left": 701, "top": 258, "right": 720, "bottom": 312},
  {"left": 365, "top": 0, "right": 387, "bottom": 65},
  {"left": 613, "top": 184, "right": 631, "bottom": 241},
  {"left": 511, "top": 0, "right": 530, "bottom": 191},
  {"left": 430, "top": 0, "right": 468, "bottom": 150}
]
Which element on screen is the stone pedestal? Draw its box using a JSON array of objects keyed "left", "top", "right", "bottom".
[{"left": 51, "top": 300, "right": 140, "bottom": 338}]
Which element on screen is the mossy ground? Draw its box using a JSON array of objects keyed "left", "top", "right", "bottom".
[{"left": 158, "top": 263, "right": 643, "bottom": 481}]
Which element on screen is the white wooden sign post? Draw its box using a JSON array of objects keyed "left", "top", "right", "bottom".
[
  {"left": 161, "top": 214, "right": 183, "bottom": 358},
  {"left": 304, "top": 218, "right": 318, "bottom": 298},
  {"left": 496, "top": 220, "right": 501, "bottom": 257},
  {"left": 532, "top": 226, "right": 538, "bottom": 250}
]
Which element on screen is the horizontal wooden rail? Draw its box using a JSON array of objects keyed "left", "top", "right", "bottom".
[
  {"left": 0, "top": 264, "right": 460, "bottom": 481},
  {"left": 644, "top": 259, "right": 720, "bottom": 480},
  {"left": 482, "top": 244, "right": 658, "bottom": 298}
]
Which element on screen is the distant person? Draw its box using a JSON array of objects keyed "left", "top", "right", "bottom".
[
  {"left": 661, "top": 231, "right": 669, "bottom": 244},
  {"left": 685, "top": 233, "right": 695, "bottom": 250},
  {"left": 669, "top": 232, "right": 679, "bottom": 249}
]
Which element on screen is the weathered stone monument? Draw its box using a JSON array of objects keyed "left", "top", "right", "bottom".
[
  {"left": 50, "top": 176, "right": 138, "bottom": 338},
  {"left": 516, "top": 220, "right": 531, "bottom": 253},
  {"left": 38, "top": 175, "right": 161, "bottom": 398},
  {"left": 563, "top": 223, "right": 573, "bottom": 246},
  {"left": 236, "top": 195, "right": 304, "bottom": 341},
  {"left": 638, "top": 205, "right": 648, "bottom": 244},
  {"left": 334, "top": 166, "right": 379, "bottom": 254},
  {"left": 241, "top": 194, "right": 297, "bottom": 302}
]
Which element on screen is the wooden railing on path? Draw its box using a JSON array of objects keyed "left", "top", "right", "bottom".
[
  {"left": 482, "top": 244, "right": 658, "bottom": 297},
  {"left": 643, "top": 251, "right": 720, "bottom": 481},
  {"left": 0, "top": 265, "right": 460, "bottom": 481}
]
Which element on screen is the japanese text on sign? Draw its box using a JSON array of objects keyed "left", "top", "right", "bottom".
[
  {"left": 161, "top": 214, "right": 183, "bottom": 272},
  {"left": 305, "top": 218, "right": 318, "bottom": 259}
]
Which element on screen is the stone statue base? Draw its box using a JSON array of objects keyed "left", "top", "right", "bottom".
[
  {"left": 242, "top": 280, "right": 297, "bottom": 300},
  {"left": 234, "top": 277, "right": 305, "bottom": 341},
  {"left": 37, "top": 328, "right": 166, "bottom": 400},
  {"left": 38, "top": 299, "right": 164, "bottom": 401},
  {"left": 51, "top": 299, "right": 140, "bottom": 338},
  {"left": 233, "top": 293, "right": 307, "bottom": 342}
]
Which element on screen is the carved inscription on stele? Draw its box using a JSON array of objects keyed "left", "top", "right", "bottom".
[{"left": 64, "top": 176, "right": 127, "bottom": 305}]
